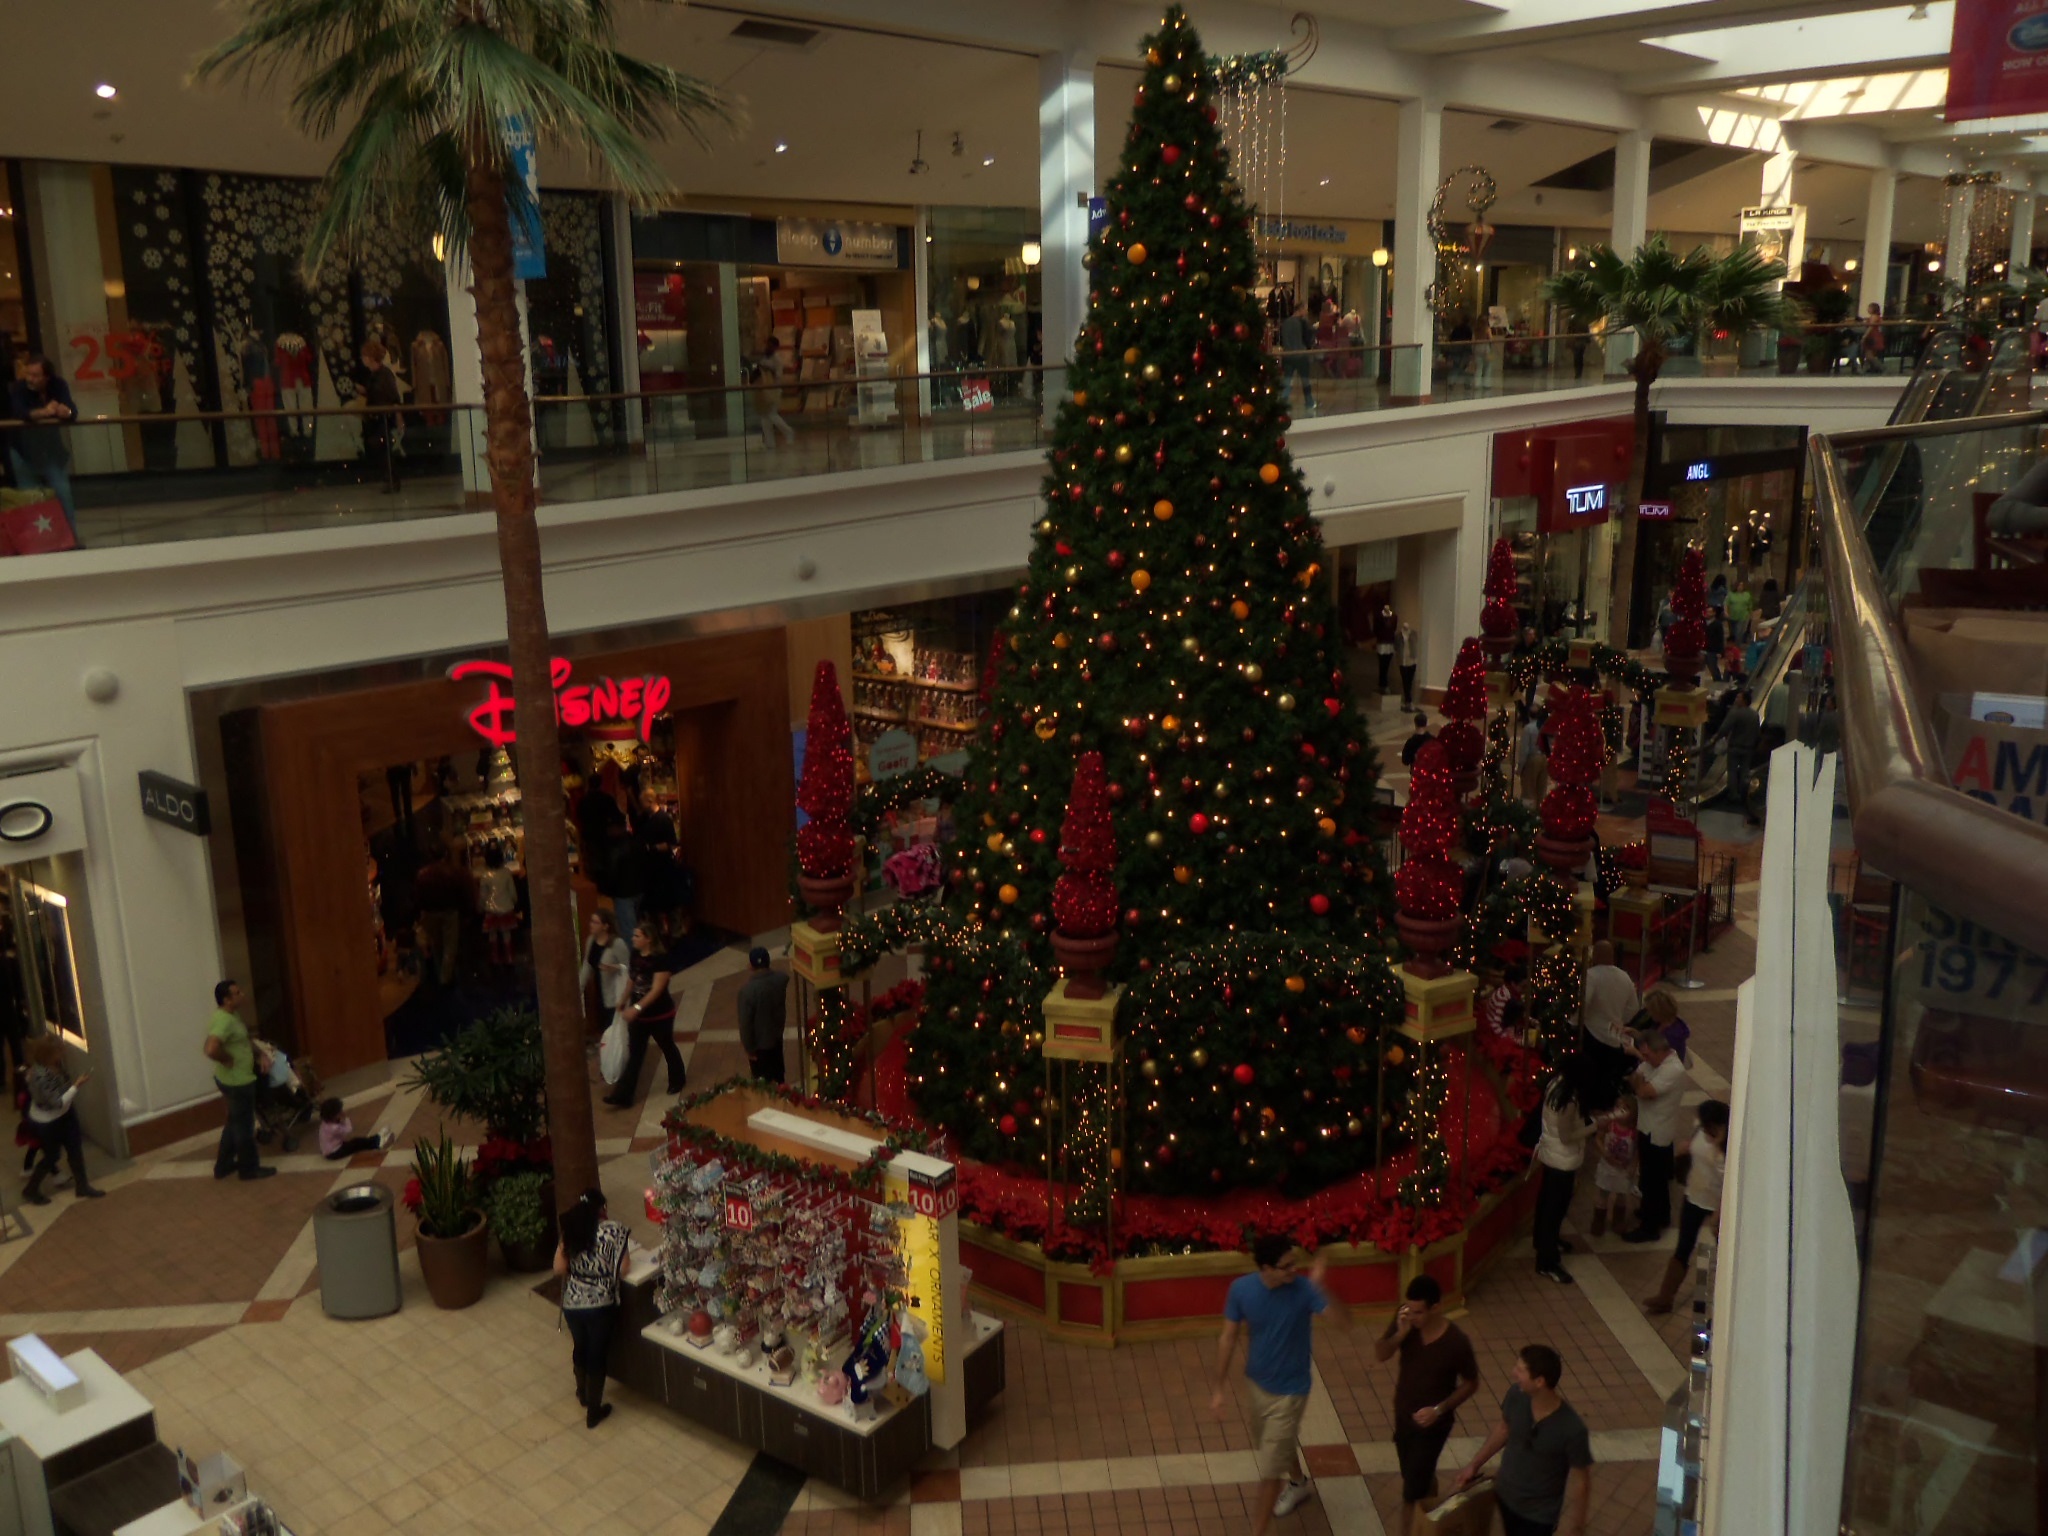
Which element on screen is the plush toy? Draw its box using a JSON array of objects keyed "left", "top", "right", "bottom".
[
  {"left": 840, "top": 1300, "right": 893, "bottom": 1421},
  {"left": 893, "top": 1303, "right": 931, "bottom": 1398}
]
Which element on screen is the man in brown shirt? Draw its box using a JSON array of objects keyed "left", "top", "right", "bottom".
[{"left": 1374, "top": 1275, "right": 1481, "bottom": 1532}]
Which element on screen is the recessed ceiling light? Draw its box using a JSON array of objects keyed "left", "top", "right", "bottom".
[
  {"left": 774, "top": 141, "right": 788, "bottom": 153},
  {"left": 94, "top": 83, "right": 117, "bottom": 100},
  {"left": 983, "top": 155, "right": 996, "bottom": 167},
  {"left": 1319, "top": 177, "right": 1331, "bottom": 186}
]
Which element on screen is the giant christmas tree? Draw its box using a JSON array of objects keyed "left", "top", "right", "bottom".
[{"left": 900, "top": 7, "right": 1403, "bottom": 1198}]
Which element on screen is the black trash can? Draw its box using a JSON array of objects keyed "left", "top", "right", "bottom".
[{"left": 313, "top": 1182, "right": 402, "bottom": 1319}]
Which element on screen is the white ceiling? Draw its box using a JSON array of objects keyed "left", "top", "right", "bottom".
[{"left": 0, "top": 0, "right": 2026, "bottom": 246}]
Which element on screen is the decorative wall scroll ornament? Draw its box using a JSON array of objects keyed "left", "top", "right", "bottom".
[
  {"left": 450, "top": 657, "right": 673, "bottom": 748},
  {"left": 1211, "top": 14, "right": 1317, "bottom": 259},
  {"left": 1426, "top": 165, "right": 1500, "bottom": 317}
]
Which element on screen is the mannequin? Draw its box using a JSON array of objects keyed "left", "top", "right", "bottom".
[
  {"left": 927, "top": 312, "right": 948, "bottom": 368},
  {"left": 274, "top": 333, "right": 314, "bottom": 436},
  {"left": 1373, "top": 602, "right": 1399, "bottom": 693},
  {"left": 412, "top": 329, "right": 452, "bottom": 425}
]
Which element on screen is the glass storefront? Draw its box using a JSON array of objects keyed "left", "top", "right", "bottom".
[
  {"left": 926, "top": 207, "right": 1040, "bottom": 399},
  {"left": 3, "top": 160, "right": 618, "bottom": 481}
]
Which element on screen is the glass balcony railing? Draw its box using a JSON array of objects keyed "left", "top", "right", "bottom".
[
  {"left": 0, "top": 323, "right": 2014, "bottom": 558},
  {"left": 1805, "top": 407, "right": 2048, "bottom": 1536}
]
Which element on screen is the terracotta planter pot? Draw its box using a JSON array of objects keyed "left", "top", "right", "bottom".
[
  {"left": 1623, "top": 865, "right": 1650, "bottom": 889},
  {"left": 1395, "top": 912, "right": 1464, "bottom": 979},
  {"left": 1049, "top": 930, "right": 1119, "bottom": 1000},
  {"left": 416, "top": 1211, "right": 489, "bottom": 1309},
  {"left": 1534, "top": 832, "right": 1595, "bottom": 875},
  {"left": 498, "top": 1234, "right": 554, "bottom": 1274},
  {"left": 1661, "top": 648, "right": 1704, "bottom": 687},
  {"left": 797, "top": 872, "right": 856, "bottom": 932}
]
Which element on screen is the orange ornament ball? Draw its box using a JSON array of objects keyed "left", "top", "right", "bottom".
[
  {"left": 1110, "top": 1147, "right": 1126, "bottom": 1170},
  {"left": 1131, "top": 569, "right": 1152, "bottom": 592},
  {"left": 1052, "top": 631, "right": 1071, "bottom": 649},
  {"left": 1230, "top": 599, "right": 1250, "bottom": 620},
  {"left": 1317, "top": 816, "right": 1337, "bottom": 836},
  {"left": 1161, "top": 714, "right": 1181, "bottom": 732},
  {"left": 1072, "top": 389, "right": 1088, "bottom": 407},
  {"left": 1284, "top": 975, "right": 1307, "bottom": 994},
  {"left": 1173, "top": 865, "right": 1193, "bottom": 884},
  {"left": 1153, "top": 498, "right": 1175, "bottom": 521},
  {"left": 1345, "top": 1026, "right": 1367, "bottom": 1045},
  {"left": 1385, "top": 1044, "right": 1407, "bottom": 1066},
  {"left": 1123, "top": 347, "right": 1142, "bottom": 365},
  {"left": 998, "top": 883, "right": 1020, "bottom": 905},
  {"left": 1259, "top": 462, "right": 1282, "bottom": 485},
  {"left": 1128, "top": 242, "right": 1149, "bottom": 265}
]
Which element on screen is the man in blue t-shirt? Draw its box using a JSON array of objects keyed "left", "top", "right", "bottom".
[{"left": 1210, "top": 1233, "right": 1352, "bottom": 1533}]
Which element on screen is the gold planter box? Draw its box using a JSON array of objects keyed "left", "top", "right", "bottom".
[{"left": 1398, "top": 968, "right": 1477, "bottom": 1042}]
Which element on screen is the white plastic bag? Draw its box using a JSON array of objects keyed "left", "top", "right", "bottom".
[{"left": 599, "top": 1016, "right": 629, "bottom": 1085}]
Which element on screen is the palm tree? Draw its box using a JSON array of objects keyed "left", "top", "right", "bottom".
[
  {"left": 1544, "top": 237, "right": 1800, "bottom": 647},
  {"left": 197, "top": 1, "right": 726, "bottom": 1206}
]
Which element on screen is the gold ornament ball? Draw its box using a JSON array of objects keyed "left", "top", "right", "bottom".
[
  {"left": 1347, "top": 1117, "right": 1364, "bottom": 1137},
  {"left": 1190, "top": 1046, "right": 1209, "bottom": 1067},
  {"left": 1035, "top": 718, "right": 1060, "bottom": 740},
  {"left": 1181, "top": 635, "right": 1200, "bottom": 654},
  {"left": 1114, "top": 443, "right": 1134, "bottom": 464},
  {"left": 1145, "top": 829, "right": 1165, "bottom": 849},
  {"left": 1037, "top": 518, "right": 1053, "bottom": 534},
  {"left": 1152, "top": 497, "right": 1175, "bottom": 521},
  {"left": 1141, "top": 1059, "right": 1159, "bottom": 1079},
  {"left": 1131, "top": 569, "right": 1152, "bottom": 592},
  {"left": 998, "top": 883, "right": 1020, "bottom": 905},
  {"left": 1241, "top": 662, "right": 1263, "bottom": 683},
  {"left": 1230, "top": 599, "right": 1250, "bottom": 619},
  {"left": 1064, "top": 564, "right": 1082, "bottom": 583},
  {"left": 1259, "top": 462, "right": 1282, "bottom": 485},
  {"left": 1162, "top": 73, "right": 1181, "bottom": 90},
  {"left": 1277, "top": 693, "right": 1296, "bottom": 712},
  {"left": 1128, "top": 242, "right": 1149, "bottom": 265},
  {"left": 1141, "top": 363, "right": 1161, "bottom": 382},
  {"left": 1173, "top": 864, "right": 1193, "bottom": 884}
]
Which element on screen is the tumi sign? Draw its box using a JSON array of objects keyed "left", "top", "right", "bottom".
[
  {"left": 1563, "top": 483, "right": 1607, "bottom": 517},
  {"left": 139, "top": 772, "right": 210, "bottom": 837}
]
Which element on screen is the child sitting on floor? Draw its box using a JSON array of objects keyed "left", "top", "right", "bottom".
[
  {"left": 1591, "top": 1094, "right": 1639, "bottom": 1238},
  {"left": 318, "top": 1098, "right": 394, "bottom": 1160}
]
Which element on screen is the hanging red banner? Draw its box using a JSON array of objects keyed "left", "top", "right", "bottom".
[{"left": 1947, "top": 0, "right": 2048, "bottom": 122}]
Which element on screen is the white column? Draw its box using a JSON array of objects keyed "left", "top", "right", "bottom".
[
  {"left": 1944, "top": 182, "right": 1975, "bottom": 289},
  {"left": 1859, "top": 170, "right": 1896, "bottom": 317},
  {"left": 2011, "top": 192, "right": 2036, "bottom": 274},
  {"left": 1611, "top": 129, "right": 1652, "bottom": 258},
  {"left": 914, "top": 206, "right": 934, "bottom": 419},
  {"left": 718, "top": 262, "right": 745, "bottom": 442},
  {"left": 1391, "top": 98, "right": 1443, "bottom": 402},
  {"left": 445, "top": 252, "right": 535, "bottom": 498},
  {"left": 1038, "top": 48, "right": 1095, "bottom": 410},
  {"left": 608, "top": 195, "right": 644, "bottom": 444}
]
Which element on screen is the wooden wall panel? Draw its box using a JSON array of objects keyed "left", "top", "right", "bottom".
[{"left": 253, "top": 627, "right": 795, "bottom": 1076}]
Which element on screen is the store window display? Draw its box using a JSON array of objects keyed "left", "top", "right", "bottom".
[{"left": 926, "top": 207, "right": 1041, "bottom": 402}]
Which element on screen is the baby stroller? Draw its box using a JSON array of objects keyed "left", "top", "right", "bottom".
[{"left": 252, "top": 1042, "right": 322, "bottom": 1154}]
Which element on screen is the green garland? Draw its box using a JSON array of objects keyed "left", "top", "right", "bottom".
[
  {"left": 848, "top": 764, "right": 963, "bottom": 840},
  {"left": 1496, "top": 638, "right": 1668, "bottom": 701},
  {"left": 1397, "top": 1050, "right": 1451, "bottom": 1208}
]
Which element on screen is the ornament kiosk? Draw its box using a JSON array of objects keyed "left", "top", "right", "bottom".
[{"left": 622, "top": 1085, "right": 1004, "bottom": 1500}]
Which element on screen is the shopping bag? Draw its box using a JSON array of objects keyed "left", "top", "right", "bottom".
[
  {"left": 599, "top": 1016, "right": 629, "bottom": 1085},
  {"left": 0, "top": 495, "right": 76, "bottom": 556},
  {"left": 1425, "top": 1476, "right": 1496, "bottom": 1535}
]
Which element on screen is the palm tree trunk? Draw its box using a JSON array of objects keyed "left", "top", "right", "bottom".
[
  {"left": 1607, "top": 345, "right": 1663, "bottom": 649},
  {"left": 464, "top": 158, "right": 599, "bottom": 1211}
]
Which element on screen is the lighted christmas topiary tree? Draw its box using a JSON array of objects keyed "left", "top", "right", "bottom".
[
  {"left": 1663, "top": 545, "right": 1708, "bottom": 683},
  {"left": 1438, "top": 637, "right": 1490, "bottom": 787},
  {"left": 1536, "top": 685, "right": 1603, "bottom": 868},
  {"left": 900, "top": 6, "right": 1400, "bottom": 1197},
  {"left": 1396, "top": 740, "right": 1464, "bottom": 975},
  {"left": 796, "top": 661, "right": 856, "bottom": 930},
  {"left": 1480, "top": 537, "right": 1520, "bottom": 657},
  {"left": 1050, "top": 751, "right": 1119, "bottom": 998}
]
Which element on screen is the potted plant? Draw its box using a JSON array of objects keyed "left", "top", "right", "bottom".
[
  {"left": 486, "top": 1170, "right": 555, "bottom": 1273},
  {"left": 406, "top": 1006, "right": 549, "bottom": 1149},
  {"left": 407, "top": 1132, "right": 488, "bottom": 1309}
]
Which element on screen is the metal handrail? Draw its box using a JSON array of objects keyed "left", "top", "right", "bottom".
[{"left": 1808, "top": 429, "right": 2048, "bottom": 958}]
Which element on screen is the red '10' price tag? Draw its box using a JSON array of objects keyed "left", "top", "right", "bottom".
[{"left": 724, "top": 1194, "right": 755, "bottom": 1231}]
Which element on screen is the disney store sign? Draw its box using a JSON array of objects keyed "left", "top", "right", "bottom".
[{"left": 452, "top": 657, "right": 674, "bottom": 748}]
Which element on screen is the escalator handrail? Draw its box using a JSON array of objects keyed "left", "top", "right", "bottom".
[{"left": 1808, "top": 429, "right": 2048, "bottom": 959}]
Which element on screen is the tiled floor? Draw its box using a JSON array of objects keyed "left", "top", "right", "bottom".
[{"left": 0, "top": 703, "right": 1762, "bottom": 1533}]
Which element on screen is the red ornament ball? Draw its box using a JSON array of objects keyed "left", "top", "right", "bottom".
[
  {"left": 1233, "top": 1063, "right": 1256, "bottom": 1085},
  {"left": 998, "top": 1115, "right": 1018, "bottom": 1137},
  {"left": 1189, "top": 812, "right": 1211, "bottom": 834},
  {"left": 1309, "top": 894, "right": 1332, "bottom": 915},
  {"left": 1161, "top": 144, "right": 1182, "bottom": 165}
]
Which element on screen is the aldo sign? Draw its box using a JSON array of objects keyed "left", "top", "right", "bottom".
[{"left": 139, "top": 772, "right": 211, "bottom": 837}]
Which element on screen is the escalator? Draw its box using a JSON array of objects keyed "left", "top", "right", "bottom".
[{"left": 1692, "top": 327, "right": 2033, "bottom": 810}]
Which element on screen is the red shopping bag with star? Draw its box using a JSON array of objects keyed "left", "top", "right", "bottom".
[{"left": 0, "top": 497, "right": 77, "bottom": 556}]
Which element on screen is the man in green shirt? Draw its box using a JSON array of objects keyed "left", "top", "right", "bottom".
[
  {"left": 204, "top": 980, "right": 274, "bottom": 1181},
  {"left": 1724, "top": 579, "right": 1755, "bottom": 643}
]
